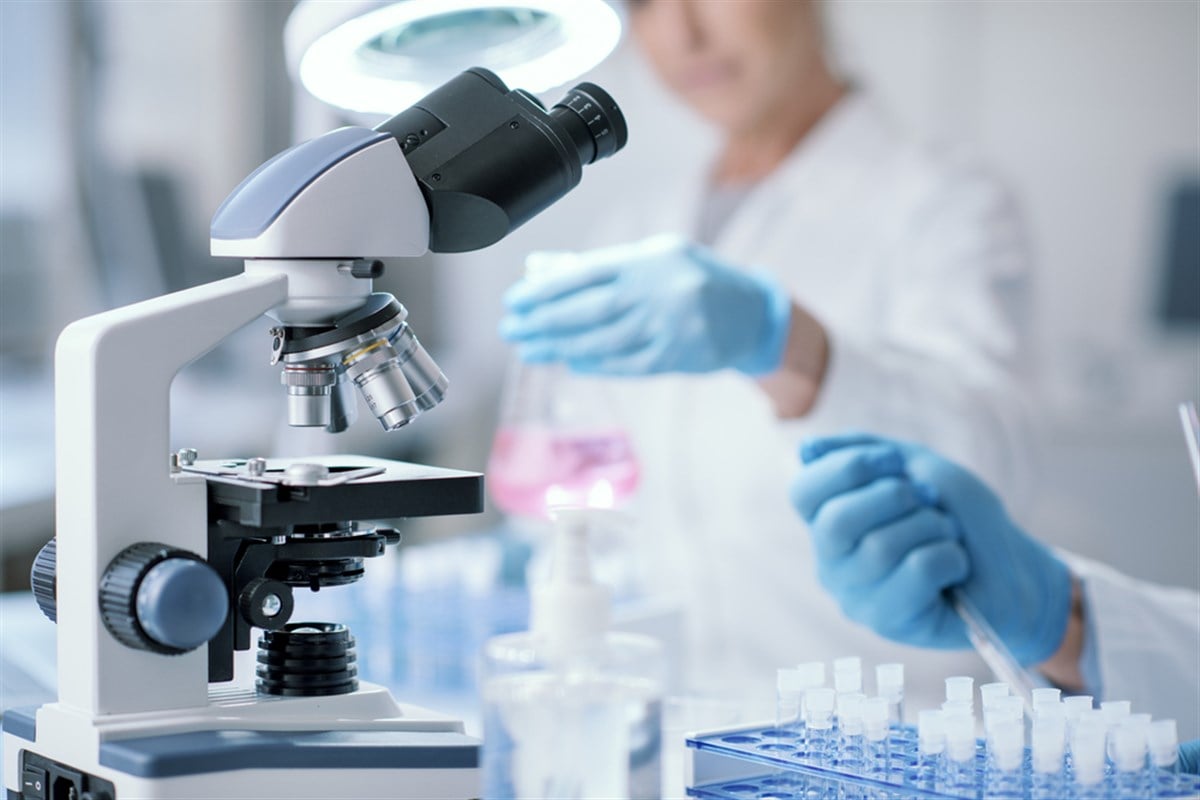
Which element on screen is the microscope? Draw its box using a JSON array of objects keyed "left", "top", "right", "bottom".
[{"left": 2, "top": 68, "right": 626, "bottom": 800}]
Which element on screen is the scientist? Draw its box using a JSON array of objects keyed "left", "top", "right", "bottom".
[
  {"left": 499, "top": 0, "right": 1029, "bottom": 709},
  {"left": 790, "top": 431, "right": 1200, "bottom": 744}
]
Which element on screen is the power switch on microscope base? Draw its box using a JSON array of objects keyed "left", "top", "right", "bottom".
[{"left": 20, "top": 765, "right": 47, "bottom": 800}]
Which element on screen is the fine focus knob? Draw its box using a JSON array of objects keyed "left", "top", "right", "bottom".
[
  {"left": 30, "top": 538, "right": 57, "bottom": 622},
  {"left": 100, "top": 542, "right": 229, "bottom": 655}
]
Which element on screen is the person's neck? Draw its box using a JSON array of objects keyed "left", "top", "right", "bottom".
[{"left": 713, "top": 77, "right": 847, "bottom": 186}]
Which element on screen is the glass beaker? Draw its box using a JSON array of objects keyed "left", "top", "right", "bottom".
[{"left": 486, "top": 360, "right": 640, "bottom": 519}]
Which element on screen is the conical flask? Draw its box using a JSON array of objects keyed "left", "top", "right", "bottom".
[{"left": 486, "top": 359, "right": 640, "bottom": 520}]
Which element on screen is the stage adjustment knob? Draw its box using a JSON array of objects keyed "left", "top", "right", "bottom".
[
  {"left": 31, "top": 538, "right": 57, "bottom": 622},
  {"left": 99, "top": 542, "right": 229, "bottom": 654}
]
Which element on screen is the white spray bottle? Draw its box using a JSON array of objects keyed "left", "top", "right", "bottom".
[{"left": 481, "top": 508, "right": 664, "bottom": 799}]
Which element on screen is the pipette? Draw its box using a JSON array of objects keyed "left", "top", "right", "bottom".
[
  {"left": 948, "top": 587, "right": 1038, "bottom": 714},
  {"left": 1179, "top": 401, "right": 1200, "bottom": 493},
  {"left": 921, "top": 493, "right": 1040, "bottom": 711}
]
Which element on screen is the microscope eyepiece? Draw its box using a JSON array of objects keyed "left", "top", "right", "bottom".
[
  {"left": 375, "top": 67, "right": 628, "bottom": 252},
  {"left": 549, "top": 82, "right": 628, "bottom": 165}
]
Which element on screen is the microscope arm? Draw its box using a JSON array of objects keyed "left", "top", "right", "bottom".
[{"left": 52, "top": 271, "right": 287, "bottom": 718}]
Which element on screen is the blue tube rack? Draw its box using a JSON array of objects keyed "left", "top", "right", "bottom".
[{"left": 685, "top": 723, "right": 1200, "bottom": 800}]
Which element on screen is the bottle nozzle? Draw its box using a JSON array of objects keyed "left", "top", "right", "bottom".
[{"left": 529, "top": 507, "right": 615, "bottom": 647}]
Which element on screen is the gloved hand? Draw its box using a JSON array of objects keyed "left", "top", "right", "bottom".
[
  {"left": 790, "top": 432, "right": 1073, "bottom": 667},
  {"left": 1181, "top": 738, "right": 1200, "bottom": 775},
  {"left": 499, "top": 234, "right": 792, "bottom": 376}
]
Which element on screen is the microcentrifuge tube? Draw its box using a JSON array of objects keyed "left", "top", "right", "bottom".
[
  {"left": 980, "top": 681, "right": 1010, "bottom": 711},
  {"left": 917, "top": 709, "right": 946, "bottom": 790},
  {"left": 793, "top": 661, "right": 825, "bottom": 754},
  {"left": 1062, "top": 694, "right": 1093, "bottom": 760},
  {"left": 833, "top": 656, "right": 862, "bottom": 694},
  {"left": 1031, "top": 714, "right": 1067, "bottom": 800},
  {"left": 1032, "top": 687, "right": 1062, "bottom": 720},
  {"left": 1062, "top": 694, "right": 1094, "bottom": 723},
  {"left": 1101, "top": 699, "right": 1132, "bottom": 728},
  {"left": 1124, "top": 711, "right": 1153, "bottom": 742},
  {"left": 862, "top": 696, "right": 891, "bottom": 778},
  {"left": 775, "top": 668, "right": 805, "bottom": 738},
  {"left": 1110, "top": 721, "right": 1149, "bottom": 799},
  {"left": 985, "top": 694, "right": 1024, "bottom": 745},
  {"left": 1071, "top": 720, "right": 1108, "bottom": 798},
  {"left": 943, "top": 712, "right": 977, "bottom": 792},
  {"left": 944, "top": 676, "right": 974, "bottom": 711},
  {"left": 836, "top": 692, "right": 866, "bottom": 769},
  {"left": 941, "top": 699, "right": 973, "bottom": 726},
  {"left": 986, "top": 717, "right": 1025, "bottom": 798},
  {"left": 1148, "top": 719, "right": 1180, "bottom": 794},
  {"left": 1031, "top": 687, "right": 1061, "bottom": 706},
  {"left": 875, "top": 663, "right": 904, "bottom": 725},
  {"left": 804, "top": 688, "right": 836, "bottom": 764}
]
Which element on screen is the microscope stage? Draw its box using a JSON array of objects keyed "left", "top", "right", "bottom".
[{"left": 190, "top": 455, "right": 484, "bottom": 526}]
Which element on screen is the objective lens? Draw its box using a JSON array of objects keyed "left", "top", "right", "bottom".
[
  {"left": 549, "top": 81, "right": 628, "bottom": 165},
  {"left": 277, "top": 294, "right": 445, "bottom": 432},
  {"left": 393, "top": 324, "right": 448, "bottom": 413},
  {"left": 281, "top": 365, "right": 336, "bottom": 427},
  {"left": 341, "top": 324, "right": 447, "bottom": 430}
]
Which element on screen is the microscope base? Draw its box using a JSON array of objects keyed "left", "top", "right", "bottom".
[
  {"left": 5, "top": 729, "right": 479, "bottom": 800},
  {"left": 3, "top": 686, "right": 481, "bottom": 799}
]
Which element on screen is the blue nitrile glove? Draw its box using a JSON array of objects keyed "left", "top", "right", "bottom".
[
  {"left": 499, "top": 234, "right": 792, "bottom": 376},
  {"left": 1182, "top": 739, "right": 1200, "bottom": 775},
  {"left": 790, "top": 432, "right": 1073, "bottom": 667}
]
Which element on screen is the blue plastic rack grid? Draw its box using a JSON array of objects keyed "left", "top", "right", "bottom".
[{"left": 686, "top": 723, "right": 1200, "bottom": 800}]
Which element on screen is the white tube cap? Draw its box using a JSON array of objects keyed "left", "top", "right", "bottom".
[
  {"left": 1062, "top": 695, "right": 1093, "bottom": 720},
  {"left": 796, "top": 661, "right": 826, "bottom": 690},
  {"left": 778, "top": 667, "right": 806, "bottom": 696},
  {"left": 1101, "top": 700, "right": 1132, "bottom": 727},
  {"left": 1032, "top": 687, "right": 1062, "bottom": 706},
  {"left": 833, "top": 656, "right": 863, "bottom": 693},
  {"left": 1148, "top": 719, "right": 1179, "bottom": 768},
  {"left": 945, "top": 676, "right": 974, "bottom": 706},
  {"left": 980, "top": 682, "right": 1010, "bottom": 709},
  {"left": 1110, "top": 723, "right": 1148, "bottom": 773},
  {"left": 875, "top": 663, "right": 904, "bottom": 699}
]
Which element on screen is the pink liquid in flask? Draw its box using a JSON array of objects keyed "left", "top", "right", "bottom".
[{"left": 486, "top": 425, "right": 640, "bottom": 519}]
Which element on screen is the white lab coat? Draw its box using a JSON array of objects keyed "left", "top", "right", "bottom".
[
  {"left": 580, "top": 83, "right": 1200, "bottom": 729},
  {"left": 587, "top": 90, "right": 1034, "bottom": 717},
  {"left": 1066, "top": 554, "right": 1200, "bottom": 739}
]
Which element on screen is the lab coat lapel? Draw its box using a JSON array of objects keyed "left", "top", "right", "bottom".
[{"left": 709, "top": 93, "right": 883, "bottom": 266}]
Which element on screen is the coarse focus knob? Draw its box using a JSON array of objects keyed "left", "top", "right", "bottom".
[
  {"left": 31, "top": 538, "right": 57, "bottom": 622},
  {"left": 100, "top": 542, "right": 229, "bottom": 655}
]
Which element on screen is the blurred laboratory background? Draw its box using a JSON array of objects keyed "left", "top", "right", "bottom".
[{"left": 0, "top": 0, "right": 1196, "bottom": 609}]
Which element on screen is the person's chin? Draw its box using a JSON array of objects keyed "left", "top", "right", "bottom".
[
  {"left": 687, "top": 97, "right": 751, "bottom": 132},
  {"left": 671, "top": 83, "right": 736, "bottom": 121}
]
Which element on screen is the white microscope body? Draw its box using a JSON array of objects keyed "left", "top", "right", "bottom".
[{"left": 2, "top": 68, "right": 627, "bottom": 800}]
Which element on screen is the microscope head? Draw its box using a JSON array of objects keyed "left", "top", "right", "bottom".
[{"left": 209, "top": 68, "right": 626, "bottom": 432}]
